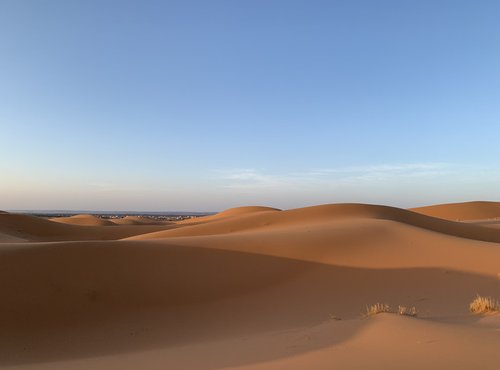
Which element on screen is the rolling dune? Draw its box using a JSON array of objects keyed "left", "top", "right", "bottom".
[
  {"left": 411, "top": 201, "right": 500, "bottom": 220},
  {"left": 0, "top": 203, "right": 499, "bottom": 370},
  {"left": 50, "top": 214, "right": 117, "bottom": 226},
  {"left": 0, "top": 212, "right": 175, "bottom": 241},
  {"left": 111, "top": 216, "right": 172, "bottom": 225},
  {"left": 177, "top": 206, "right": 279, "bottom": 225},
  {"left": 130, "top": 203, "right": 500, "bottom": 243}
]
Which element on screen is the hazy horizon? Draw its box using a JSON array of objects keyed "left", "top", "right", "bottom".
[{"left": 2, "top": 0, "right": 500, "bottom": 211}]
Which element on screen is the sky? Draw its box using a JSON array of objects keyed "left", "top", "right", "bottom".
[{"left": 1, "top": 0, "right": 500, "bottom": 211}]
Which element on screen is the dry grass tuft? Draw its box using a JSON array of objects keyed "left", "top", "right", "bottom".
[
  {"left": 365, "top": 303, "right": 391, "bottom": 316},
  {"left": 469, "top": 295, "right": 500, "bottom": 314},
  {"left": 365, "top": 303, "right": 418, "bottom": 317},
  {"left": 398, "top": 305, "right": 418, "bottom": 317}
]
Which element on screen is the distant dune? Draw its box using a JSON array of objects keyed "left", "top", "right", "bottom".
[
  {"left": 178, "top": 206, "right": 280, "bottom": 225},
  {"left": 0, "top": 212, "right": 176, "bottom": 242},
  {"left": 50, "top": 214, "right": 117, "bottom": 226},
  {"left": 111, "top": 215, "right": 171, "bottom": 225},
  {"left": 1, "top": 203, "right": 499, "bottom": 370},
  {"left": 411, "top": 201, "right": 500, "bottom": 220}
]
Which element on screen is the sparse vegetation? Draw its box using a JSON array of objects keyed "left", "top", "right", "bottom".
[
  {"left": 365, "top": 303, "right": 418, "bottom": 317},
  {"left": 469, "top": 295, "right": 500, "bottom": 314},
  {"left": 398, "top": 305, "right": 418, "bottom": 317},
  {"left": 365, "top": 303, "right": 391, "bottom": 316}
]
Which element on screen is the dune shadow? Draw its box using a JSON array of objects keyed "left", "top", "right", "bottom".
[{"left": 0, "top": 240, "right": 497, "bottom": 368}]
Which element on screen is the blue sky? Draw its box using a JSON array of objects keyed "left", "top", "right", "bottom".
[{"left": 1, "top": 0, "right": 500, "bottom": 211}]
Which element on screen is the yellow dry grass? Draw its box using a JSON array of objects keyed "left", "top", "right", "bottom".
[
  {"left": 365, "top": 303, "right": 418, "bottom": 317},
  {"left": 365, "top": 303, "right": 391, "bottom": 316},
  {"left": 469, "top": 295, "right": 500, "bottom": 314}
]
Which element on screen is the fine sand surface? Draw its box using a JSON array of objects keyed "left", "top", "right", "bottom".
[
  {"left": 111, "top": 215, "right": 173, "bottom": 226},
  {"left": 50, "top": 214, "right": 117, "bottom": 226},
  {"left": 0, "top": 202, "right": 499, "bottom": 369},
  {"left": 411, "top": 200, "right": 500, "bottom": 221}
]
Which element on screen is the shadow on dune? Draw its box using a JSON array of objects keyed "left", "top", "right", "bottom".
[{"left": 0, "top": 240, "right": 497, "bottom": 368}]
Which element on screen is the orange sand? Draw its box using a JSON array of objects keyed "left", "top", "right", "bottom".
[{"left": 0, "top": 201, "right": 499, "bottom": 369}]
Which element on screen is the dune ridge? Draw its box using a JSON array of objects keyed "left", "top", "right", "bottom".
[
  {"left": 50, "top": 214, "right": 117, "bottom": 226},
  {"left": 111, "top": 216, "right": 171, "bottom": 225},
  {"left": 129, "top": 203, "right": 500, "bottom": 244},
  {"left": 411, "top": 201, "right": 500, "bottom": 220},
  {"left": 0, "top": 212, "right": 175, "bottom": 241},
  {"left": 177, "top": 206, "right": 280, "bottom": 225}
]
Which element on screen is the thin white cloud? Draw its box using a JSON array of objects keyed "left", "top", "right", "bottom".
[
  {"left": 309, "top": 162, "right": 450, "bottom": 175},
  {"left": 310, "top": 162, "right": 454, "bottom": 182},
  {"left": 216, "top": 163, "right": 455, "bottom": 190},
  {"left": 217, "top": 169, "right": 288, "bottom": 189}
]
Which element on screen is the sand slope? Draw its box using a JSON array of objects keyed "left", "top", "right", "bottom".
[
  {"left": 111, "top": 216, "right": 171, "bottom": 225},
  {"left": 177, "top": 206, "right": 280, "bottom": 225},
  {"left": 50, "top": 214, "right": 117, "bottom": 226},
  {"left": 411, "top": 201, "right": 500, "bottom": 220},
  {"left": 0, "top": 204, "right": 499, "bottom": 370},
  {"left": 130, "top": 203, "right": 500, "bottom": 243},
  {"left": 0, "top": 212, "right": 174, "bottom": 241}
]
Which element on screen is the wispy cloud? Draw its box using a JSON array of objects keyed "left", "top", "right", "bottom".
[
  {"left": 216, "top": 162, "right": 454, "bottom": 190},
  {"left": 307, "top": 162, "right": 453, "bottom": 181},
  {"left": 216, "top": 169, "right": 288, "bottom": 189}
]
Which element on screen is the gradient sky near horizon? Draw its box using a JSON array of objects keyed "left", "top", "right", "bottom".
[{"left": 1, "top": 0, "right": 500, "bottom": 211}]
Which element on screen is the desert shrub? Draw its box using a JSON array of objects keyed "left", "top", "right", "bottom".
[
  {"left": 365, "top": 303, "right": 391, "bottom": 316},
  {"left": 365, "top": 303, "right": 418, "bottom": 317},
  {"left": 469, "top": 295, "right": 500, "bottom": 314},
  {"left": 398, "top": 305, "right": 418, "bottom": 317}
]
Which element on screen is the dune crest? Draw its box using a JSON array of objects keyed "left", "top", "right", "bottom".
[
  {"left": 130, "top": 203, "right": 500, "bottom": 243},
  {"left": 178, "top": 206, "right": 280, "bottom": 225},
  {"left": 0, "top": 212, "right": 174, "bottom": 241},
  {"left": 112, "top": 216, "right": 171, "bottom": 225},
  {"left": 214, "top": 206, "right": 281, "bottom": 217},
  {"left": 51, "top": 214, "right": 116, "bottom": 226},
  {"left": 411, "top": 201, "right": 500, "bottom": 220}
]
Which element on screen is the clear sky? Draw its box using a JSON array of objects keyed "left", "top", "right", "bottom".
[{"left": 1, "top": 0, "right": 500, "bottom": 211}]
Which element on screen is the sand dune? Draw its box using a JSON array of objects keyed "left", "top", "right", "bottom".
[
  {"left": 130, "top": 203, "right": 500, "bottom": 243},
  {"left": 177, "top": 206, "right": 280, "bottom": 225},
  {"left": 51, "top": 214, "right": 117, "bottom": 226},
  {"left": 0, "top": 212, "right": 174, "bottom": 241},
  {"left": 0, "top": 203, "right": 499, "bottom": 370},
  {"left": 111, "top": 215, "right": 171, "bottom": 225},
  {"left": 411, "top": 200, "right": 500, "bottom": 220}
]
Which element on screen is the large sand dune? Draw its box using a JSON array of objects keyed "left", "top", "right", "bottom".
[
  {"left": 0, "top": 204, "right": 498, "bottom": 369},
  {"left": 131, "top": 203, "right": 500, "bottom": 243},
  {"left": 177, "top": 206, "right": 280, "bottom": 225},
  {"left": 411, "top": 200, "right": 500, "bottom": 220}
]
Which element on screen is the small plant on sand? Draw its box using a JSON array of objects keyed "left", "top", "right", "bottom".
[
  {"left": 469, "top": 295, "right": 500, "bottom": 314},
  {"left": 365, "top": 303, "right": 391, "bottom": 316},
  {"left": 398, "top": 305, "right": 418, "bottom": 317},
  {"left": 365, "top": 303, "right": 418, "bottom": 317}
]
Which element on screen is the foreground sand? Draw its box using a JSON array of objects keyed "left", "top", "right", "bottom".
[{"left": 0, "top": 202, "right": 499, "bottom": 369}]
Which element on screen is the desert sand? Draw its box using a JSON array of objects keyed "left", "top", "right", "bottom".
[{"left": 0, "top": 202, "right": 499, "bottom": 369}]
